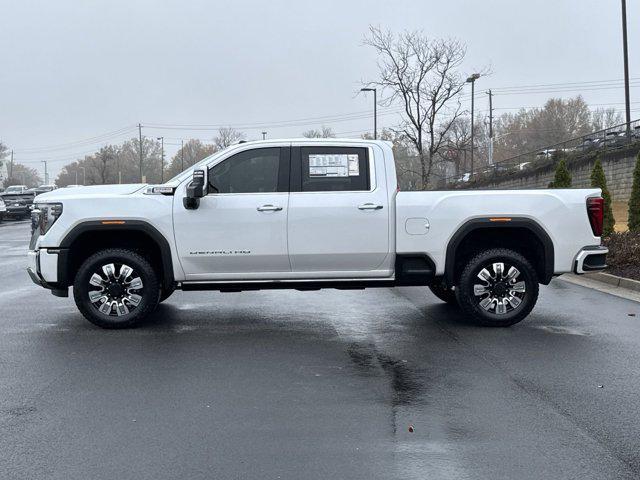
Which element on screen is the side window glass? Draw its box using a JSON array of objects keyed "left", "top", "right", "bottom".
[
  {"left": 208, "top": 148, "right": 280, "bottom": 194},
  {"left": 300, "top": 147, "right": 369, "bottom": 192}
]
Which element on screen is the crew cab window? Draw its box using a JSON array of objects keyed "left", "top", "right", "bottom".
[
  {"left": 299, "top": 147, "right": 370, "bottom": 192},
  {"left": 208, "top": 148, "right": 282, "bottom": 194}
]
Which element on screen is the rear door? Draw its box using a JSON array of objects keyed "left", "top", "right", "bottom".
[{"left": 287, "top": 144, "right": 391, "bottom": 277}]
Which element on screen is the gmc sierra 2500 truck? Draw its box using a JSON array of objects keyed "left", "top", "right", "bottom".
[{"left": 27, "top": 139, "right": 607, "bottom": 329}]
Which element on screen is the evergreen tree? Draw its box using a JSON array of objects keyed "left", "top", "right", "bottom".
[
  {"left": 590, "top": 158, "right": 615, "bottom": 236},
  {"left": 628, "top": 152, "right": 640, "bottom": 233},
  {"left": 552, "top": 159, "right": 572, "bottom": 188}
]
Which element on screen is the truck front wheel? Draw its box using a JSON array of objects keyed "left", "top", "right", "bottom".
[
  {"left": 73, "top": 248, "right": 160, "bottom": 329},
  {"left": 455, "top": 248, "right": 539, "bottom": 327}
]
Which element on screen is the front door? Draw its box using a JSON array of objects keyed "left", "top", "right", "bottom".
[
  {"left": 287, "top": 145, "right": 391, "bottom": 277},
  {"left": 174, "top": 147, "right": 291, "bottom": 281}
]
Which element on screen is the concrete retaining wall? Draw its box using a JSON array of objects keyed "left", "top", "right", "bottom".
[{"left": 464, "top": 147, "right": 640, "bottom": 202}]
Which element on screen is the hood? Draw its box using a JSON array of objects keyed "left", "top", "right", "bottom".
[{"left": 36, "top": 184, "right": 147, "bottom": 201}]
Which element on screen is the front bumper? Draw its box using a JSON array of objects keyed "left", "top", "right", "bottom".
[
  {"left": 574, "top": 246, "right": 608, "bottom": 274},
  {"left": 27, "top": 249, "right": 68, "bottom": 297}
]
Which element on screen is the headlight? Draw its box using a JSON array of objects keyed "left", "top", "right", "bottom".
[{"left": 31, "top": 202, "right": 63, "bottom": 236}]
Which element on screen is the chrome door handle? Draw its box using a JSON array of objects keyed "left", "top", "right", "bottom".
[
  {"left": 257, "top": 204, "right": 283, "bottom": 212},
  {"left": 358, "top": 203, "right": 383, "bottom": 210}
]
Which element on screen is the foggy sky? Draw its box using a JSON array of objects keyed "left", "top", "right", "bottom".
[{"left": 0, "top": 0, "right": 638, "bottom": 179}]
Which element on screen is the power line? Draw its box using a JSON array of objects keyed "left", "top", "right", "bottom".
[
  {"left": 14, "top": 126, "right": 137, "bottom": 154},
  {"left": 490, "top": 77, "right": 640, "bottom": 92}
]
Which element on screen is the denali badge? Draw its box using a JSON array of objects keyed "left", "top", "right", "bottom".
[{"left": 189, "top": 250, "right": 251, "bottom": 256}]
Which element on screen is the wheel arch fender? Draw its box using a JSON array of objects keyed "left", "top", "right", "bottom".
[
  {"left": 58, "top": 220, "right": 175, "bottom": 290},
  {"left": 444, "top": 217, "right": 555, "bottom": 286}
]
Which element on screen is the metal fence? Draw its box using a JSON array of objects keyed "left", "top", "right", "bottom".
[{"left": 440, "top": 118, "right": 640, "bottom": 188}]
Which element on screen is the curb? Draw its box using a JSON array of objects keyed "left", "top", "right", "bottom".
[{"left": 584, "top": 272, "right": 640, "bottom": 293}]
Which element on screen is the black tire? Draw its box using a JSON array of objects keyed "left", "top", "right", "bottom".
[
  {"left": 73, "top": 248, "right": 160, "bottom": 329},
  {"left": 159, "top": 285, "right": 176, "bottom": 303},
  {"left": 455, "top": 248, "right": 539, "bottom": 327},
  {"left": 429, "top": 282, "right": 458, "bottom": 305}
]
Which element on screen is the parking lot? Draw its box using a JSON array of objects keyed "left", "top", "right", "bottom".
[{"left": 2, "top": 218, "right": 640, "bottom": 480}]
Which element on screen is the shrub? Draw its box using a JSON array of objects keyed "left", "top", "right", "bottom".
[
  {"left": 590, "top": 158, "right": 615, "bottom": 236},
  {"left": 628, "top": 152, "right": 640, "bottom": 233},
  {"left": 552, "top": 158, "right": 572, "bottom": 188},
  {"left": 604, "top": 232, "right": 640, "bottom": 280}
]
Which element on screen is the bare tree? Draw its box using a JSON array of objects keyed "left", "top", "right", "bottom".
[
  {"left": 165, "top": 139, "right": 215, "bottom": 178},
  {"left": 214, "top": 127, "right": 245, "bottom": 150},
  {"left": 302, "top": 126, "right": 335, "bottom": 138},
  {"left": 87, "top": 145, "right": 118, "bottom": 184},
  {"left": 592, "top": 108, "right": 623, "bottom": 131},
  {"left": 3, "top": 163, "right": 41, "bottom": 188},
  {"left": 363, "top": 26, "right": 468, "bottom": 188}
]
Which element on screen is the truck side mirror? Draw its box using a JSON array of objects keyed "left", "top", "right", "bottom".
[{"left": 183, "top": 170, "right": 206, "bottom": 210}]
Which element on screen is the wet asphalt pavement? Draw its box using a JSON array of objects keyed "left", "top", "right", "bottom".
[{"left": 2, "top": 219, "right": 640, "bottom": 479}]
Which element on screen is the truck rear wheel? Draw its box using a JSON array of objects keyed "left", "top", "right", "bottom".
[
  {"left": 73, "top": 248, "right": 160, "bottom": 329},
  {"left": 455, "top": 248, "right": 538, "bottom": 327}
]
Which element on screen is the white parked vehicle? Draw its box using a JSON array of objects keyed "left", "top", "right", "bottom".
[{"left": 28, "top": 139, "right": 607, "bottom": 328}]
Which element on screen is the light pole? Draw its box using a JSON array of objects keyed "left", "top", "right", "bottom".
[
  {"left": 262, "top": 132, "right": 267, "bottom": 140},
  {"left": 157, "top": 136, "right": 164, "bottom": 183},
  {"left": 621, "top": 0, "right": 631, "bottom": 135},
  {"left": 181, "top": 139, "right": 185, "bottom": 172},
  {"left": 361, "top": 87, "right": 377, "bottom": 139},
  {"left": 41, "top": 160, "right": 48, "bottom": 185},
  {"left": 138, "top": 123, "right": 144, "bottom": 182},
  {"left": 466, "top": 73, "right": 481, "bottom": 176},
  {"left": 80, "top": 166, "right": 86, "bottom": 185}
]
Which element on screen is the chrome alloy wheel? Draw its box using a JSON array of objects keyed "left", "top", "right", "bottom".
[
  {"left": 473, "top": 262, "right": 526, "bottom": 315},
  {"left": 87, "top": 263, "right": 143, "bottom": 316}
]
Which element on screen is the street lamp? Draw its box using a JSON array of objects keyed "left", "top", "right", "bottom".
[
  {"left": 360, "top": 87, "right": 377, "bottom": 139},
  {"left": 157, "top": 137, "right": 164, "bottom": 183},
  {"left": 621, "top": 0, "right": 631, "bottom": 135},
  {"left": 466, "top": 73, "right": 481, "bottom": 176}
]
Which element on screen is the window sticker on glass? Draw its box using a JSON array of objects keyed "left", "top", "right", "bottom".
[
  {"left": 308, "top": 154, "right": 349, "bottom": 177},
  {"left": 347, "top": 154, "right": 360, "bottom": 176},
  {"left": 308, "top": 154, "right": 361, "bottom": 177}
]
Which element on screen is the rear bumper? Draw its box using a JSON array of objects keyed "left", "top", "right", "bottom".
[{"left": 574, "top": 246, "right": 608, "bottom": 274}]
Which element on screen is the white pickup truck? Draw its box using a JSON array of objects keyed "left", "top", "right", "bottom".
[{"left": 27, "top": 139, "right": 607, "bottom": 329}]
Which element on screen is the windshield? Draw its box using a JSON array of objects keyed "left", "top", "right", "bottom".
[{"left": 5, "top": 186, "right": 23, "bottom": 193}]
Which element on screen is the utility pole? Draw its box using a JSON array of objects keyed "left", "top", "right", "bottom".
[
  {"left": 9, "top": 150, "right": 14, "bottom": 180},
  {"left": 75, "top": 170, "right": 78, "bottom": 185},
  {"left": 80, "top": 166, "right": 86, "bottom": 185},
  {"left": 138, "top": 123, "right": 144, "bottom": 182},
  {"left": 621, "top": 0, "right": 631, "bottom": 135},
  {"left": 466, "top": 73, "right": 481, "bottom": 177},
  {"left": 41, "top": 160, "right": 48, "bottom": 185},
  {"left": 157, "top": 136, "right": 164, "bottom": 183},
  {"left": 181, "top": 139, "right": 185, "bottom": 172},
  {"left": 487, "top": 89, "right": 494, "bottom": 164}
]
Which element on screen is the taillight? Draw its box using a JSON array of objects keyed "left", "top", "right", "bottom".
[{"left": 587, "top": 197, "right": 604, "bottom": 237}]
